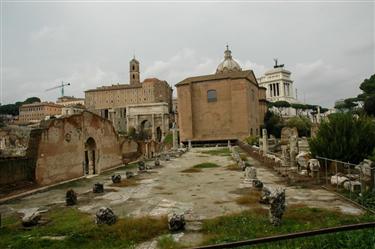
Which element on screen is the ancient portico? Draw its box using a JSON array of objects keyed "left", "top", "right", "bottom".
[{"left": 126, "top": 102, "right": 170, "bottom": 142}]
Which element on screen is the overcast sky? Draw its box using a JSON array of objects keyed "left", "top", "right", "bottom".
[{"left": 1, "top": 1, "right": 374, "bottom": 107}]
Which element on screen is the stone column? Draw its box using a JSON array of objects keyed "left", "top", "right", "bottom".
[
  {"left": 262, "top": 129, "right": 268, "bottom": 155},
  {"left": 126, "top": 115, "right": 129, "bottom": 132},
  {"left": 281, "top": 145, "right": 288, "bottom": 167},
  {"left": 136, "top": 115, "right": 139, "bottom": 130},
  {"left": 151, "top": 114, "right": 155, "bottom": 140},
  {"left": 172, "top": 128, "right": 178, "bottom": 150},
  {"left": 289, "top": 135, "right": 298, "bottom": 168},
  {"left": 281, "top": 82, "right": 285, "bottom": 98},
  {"left": 145, "top": 143, "right": 148, "bottom": 159},
  {"left": 188, "top": 140, "right": 192, "bottom": 150}
]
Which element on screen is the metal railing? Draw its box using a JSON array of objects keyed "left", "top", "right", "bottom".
[
  {"left": 188, "top": 222, "right": 375, "bottom": 249},
  {"left": 237, "top": 141, "right": 374, "bottom": 212}
]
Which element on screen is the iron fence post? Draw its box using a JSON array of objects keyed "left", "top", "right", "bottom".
[{"left": 325, "top": 158, "right": 328, "bottom": 186}]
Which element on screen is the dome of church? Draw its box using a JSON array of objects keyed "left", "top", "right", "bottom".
[{"left": 216, "top": 46, "right": 242, "bottom": 74}]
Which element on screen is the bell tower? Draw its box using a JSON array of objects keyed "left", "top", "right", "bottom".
[{"left": 130, "top": 56, "right": 140, "bottom": 85}]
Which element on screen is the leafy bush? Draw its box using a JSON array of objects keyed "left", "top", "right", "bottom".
[
  {"left": 369, "top": 148, "right": 375, "bottom": 161},
  {"left": 244, "top": 135, "right": 258, "bottom": 146},
  {"left": 163, "top": 133, "right": 173, "bottom": 145},
  {"left": 309, "top": 113, "right": 375, "bottom": 163},
  {"left": 286, "top": 116, "right": 312, "bottom": 137},
  {"left": 264, "top": 111, "right": 284, "bottom": 138}
]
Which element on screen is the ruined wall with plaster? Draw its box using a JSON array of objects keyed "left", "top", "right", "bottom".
[
  {"left": 0, "top": 157, "right": 34, "bottom": 185},
  {"left": 35, "top": 111, "right": 123, "bottom": 186},
  {"left": 0, "top": 129, "right": 42, "bottom": 186}
]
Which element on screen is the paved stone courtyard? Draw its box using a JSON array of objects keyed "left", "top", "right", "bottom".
[{"left": 0, "top": 147, "right": 363, "bottom": 247}]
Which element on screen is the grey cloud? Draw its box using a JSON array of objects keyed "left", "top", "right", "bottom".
[{"left": 2, "top": 2, "right": 374, "bottom": 108}]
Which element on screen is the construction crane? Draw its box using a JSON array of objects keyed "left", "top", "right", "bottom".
[{"left": 45, "top": 81, "right": 71, "bottom": 97}]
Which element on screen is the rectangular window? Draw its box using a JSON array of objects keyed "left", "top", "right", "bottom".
[{"left": 207, "top": 90, "right": 217, "bottom": 102}]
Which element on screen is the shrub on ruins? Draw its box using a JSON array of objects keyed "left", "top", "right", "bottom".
[
  {"left": 244, "top": 135, "right": 258, "bottom": 146},
  {"left": 286, "top": 116, "right": 312, "bottom": 137},
  {"left": 163, "top": 132, "right": 173, "bottom": 145},
  {"left": 264, "top": 111, "right": 284, "bottom": 138},
  {"left": 309, "top": 112, "right": 375, "bottom": 163}
]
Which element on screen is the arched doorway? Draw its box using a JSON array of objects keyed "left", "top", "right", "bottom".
[
  {"left": 84, "top": 137, "right": 97, "bottom": 175},
  {"left": 156, "top": 127, "right": 162, "bottom": 142},
  {"left": 140, "top": 119, "right": 151, "bottom": 140}
]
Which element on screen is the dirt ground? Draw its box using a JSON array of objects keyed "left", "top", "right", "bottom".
[{"left": 0, "top": 146, "right": 364, "bottom": 248}]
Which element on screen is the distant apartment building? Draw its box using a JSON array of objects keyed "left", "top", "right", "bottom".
[
  {"left": 18, "top": 102, "right": 62, "bottom": 124},
  {"left": 61, "top": 105, "right": 85, "bottom": 116},
  {"left": 85, "top": 57, "right": 173, "bottom": 134},
  {"left": 56, "top": 96, "right": 85, "bottom": 107}
]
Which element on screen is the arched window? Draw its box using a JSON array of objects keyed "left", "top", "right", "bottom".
[{"left": 207, "top": 90, "right": 217, "bottom": 102}]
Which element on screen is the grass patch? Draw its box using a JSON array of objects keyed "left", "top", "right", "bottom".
[
  {"left": 0, "top": 208, "right": 169, "bottom": 249},
  {"left": 109, "top": 177, "right": 140, "bottom": 187},
  {"left": 181, "top": 168, "right": 202, "bottom": 173},
  {"left": 239, "top": 154, "right": 248, "bottom": 161},
  {"left": 235, "top": 191, "right": 262, "bottom": 206},
  {"left": 193, "top": 162, "right": 220, "bottom": 168},
  {"left": 181, "top": 162, "right": 220, "bottom": 173},
  {"left": 200, "top": 205, "right": 375, "bottom": 249},
  {"left": 226, "top": 164, "right": 241, "bottom": 171},
  {"left": 201, "top": 148, "right": 231, "bottom": 156},
  {"left": 157, "top": 235, "right": 181, "bottom": 249}
]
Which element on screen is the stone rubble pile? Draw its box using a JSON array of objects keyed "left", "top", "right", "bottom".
[
  {"left": 96, "top": 207, "right": 117, "bottom": 225},
  {"left": 126, "top": 171, "right": 134, "bottom": 179},
  {"left": 168, "top": 213, "right": 186, "bottom": 232},
  {"left": 22, "top": 210, "right": 41, "bottom": 227},
  {"left": 230, "top": 146, "right": 247, "bottom": 171},
  {"left": 66, "top": 189, "right": 77, "bottom": 206},
  {"left": 93, "top": 183, "right": 104, "bottom": 193},
  {"left": 154, "top": 158, "right": 160, "bottom": 167},
  {"left": 138, "top": 161, "right": 146, "bottom": 171},
  {"left": 111, "top": 174, "right": 122, "bottom": 183},
  {"left": 268, "top": 189, "right": 286, "bottom": 226}
]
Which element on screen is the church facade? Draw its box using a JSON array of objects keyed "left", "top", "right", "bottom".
[{"left": 176, "top": 46, "right": 267, "bottom": 143}]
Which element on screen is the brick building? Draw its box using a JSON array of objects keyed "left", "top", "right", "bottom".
[
  {"left": 176, "top": 46, "right": 267, "bottom": 143},
  {"left": 18, "top": 102, "right": 63, "bottom": 124},
  {"left": 85, "top": 57, "right": 173, "bottom": 133}
]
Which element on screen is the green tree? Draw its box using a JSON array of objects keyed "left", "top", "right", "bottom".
[
  {"left": 0, "top": 97, "right": 41, "bottom": 116},
  {"left": 23, "top": 97, "right": 41, "bottom": 104},
  {"left": 286, "top": 116, "right": 312, "bottom": 137},
  {"left": 364, "top": 95, "right": 375, "bottom": 116},
  {"left": 264, "top": 111, "right": 284, "bottom": 138},
  {"left": 359, "top": 74, "right": 375, "bottom": 96},
  {"left": 272, "top": 101, "right": 291, "bottom": 115},
  {"left": 309, "top": 113, "right": 375, "bottom": 163}
]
